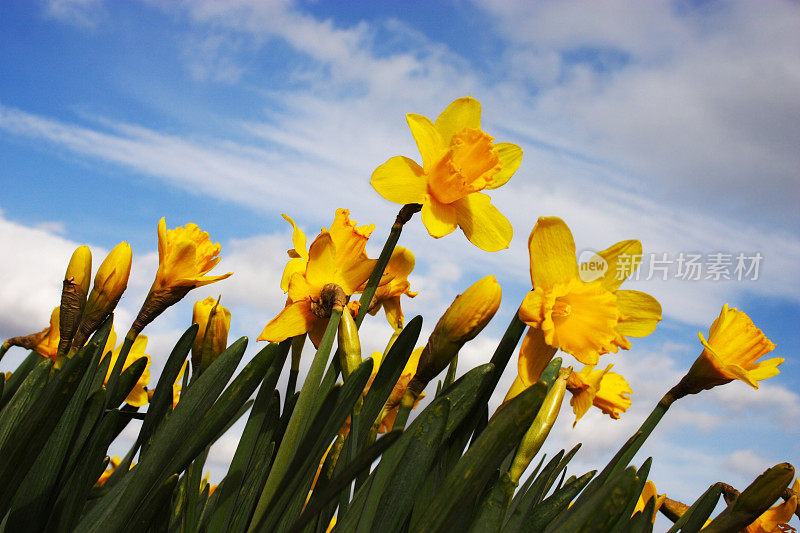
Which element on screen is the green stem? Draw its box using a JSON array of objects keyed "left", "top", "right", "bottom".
[
  {"left": 0, "top": 341, "right": 10, "bottom": 364},
  {"left": 249, "top": 308, "right": 343, "bottom": 532},
  {"left": 598, "top": 389, "right": 677, "bottom": 483},
  {"left": 354, "top": 204, "right": 420, "bottom": 328},
  {"left": 287, "top": 335, "right": 305, "bottom": 397}
]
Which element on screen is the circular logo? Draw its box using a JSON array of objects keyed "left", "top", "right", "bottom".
[{"left": 577, "top": 249, "right": 608, "bottom": 282}]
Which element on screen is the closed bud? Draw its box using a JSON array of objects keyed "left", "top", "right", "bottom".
[
  {"left": 72, "top": 242, "right": 132, "bottom": 349},
  {"left": 191, "top": 296, "right": 231, "bottom": 376},
  {"left": 58, "top": 245, "right": 92, "bottom": 357},
  {"left": 408, "top": 275, "right": 502, "bottom": 397},
  {"left": 508, "top": 367, "right": 569, "bottom": 484},
  {"left": 337, "top": 309, "right": 362, "bottom": 380}
]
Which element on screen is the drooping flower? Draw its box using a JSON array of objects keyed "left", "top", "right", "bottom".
[
  {"left": 130, "top": 219, "right": 232, "bottom": 337},
  {"left": 259, "top": 209, "right": 386, "bottom": 347},
  {"left": 359, "top": 246, "right": 418, "bottom": 330},
  {"left": 633, "top": 480, "right": 666, "bottom": 523},
  {"left": 191, "top": 296, "right": 231, "bottom": 375},
  {"left": 517, "top": 217, "right": 662, "bottom": 383},
  {"left": 675, "top": 304, "right": 782, "bottom": 396},
  {"left": 566, "top": 364, "right": 632, "bottom": 426},
  {"left": 371, "top": 96, "right": 522, "bottom": 252},
  {"left": 104, "top": 335, "right": 151, "bottom": 407},
  {"left": 745, "top": 479, "right": 798, "bottom": 533}
]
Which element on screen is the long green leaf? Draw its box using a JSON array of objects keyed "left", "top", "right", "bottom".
[{"left": 410, "top": 382, "right": 548, "bottom": 533}]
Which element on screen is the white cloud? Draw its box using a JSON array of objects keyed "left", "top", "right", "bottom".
[{"left": 43, "top": 0, "right": 105, "bottom": 28}]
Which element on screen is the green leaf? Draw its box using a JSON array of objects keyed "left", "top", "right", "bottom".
[
  {"left": 0, "top": 351, "right": 43, "bottom": 409},
  {"left": 106, "top": 355, "right": 147, "bottom": 408},
  {"left": 522, "top": 470, "right": 595, "bottom": 531},
  {"left": 138, "top": 324, "right": 198, "bottom": 456},
  {"left": 251, "top": 310, "right": 341, "bottom": 529},
  {"left": 0, "top": 334, "right": 99, "bottom": 515},
  {"left": 131, "top": 474, "right": 180, "bottom": 531},
  {"left": 410, "top": 382, "right": 548, "bottom": 533},
  {"left": 0, "top": 356, "right": 51, "bottom": 453},
  {"left": 469, "top": 472, "right": 517, "bottom": 533},
  {"left": 665, "top": 483, "right": 723, "bottom": 533},
  {"left": 207, "top": 341, "right": 289, "bottom": 532},
  {"left": 608, "top": 457, "right": 653, "bottom": 533},
  {"left": 290, "top": 432, "right": 401, "bottom": 533},
  {"left": 502, "top": 449, "right": 566, "bottom": 531},
  {"left": 75, "top": 336, "right": 250, "bottom": 533},
  {"left": 544, "top": 465, "right": 639, "bottom": 533}
]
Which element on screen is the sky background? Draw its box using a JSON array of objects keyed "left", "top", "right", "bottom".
[{"left": 1, "top": 0, "right": 798, "bottom": 527}]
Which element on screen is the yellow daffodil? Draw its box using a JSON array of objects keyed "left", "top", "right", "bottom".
[
  {"left": 566, "top": 364, "right": 632, "bottom": 426},
  {"left": 58, "top": 246, "right": 92, "bottom": 356},
  {"left": 72, "top": 242, "right": 132, "bottom": 349},
  {"left": 518, "top": 217, "right": 662, "bottom": 383},
  {"left": 191, "top": 296, "right": 231, "bottom": 375},
  {"left": 676, "top": 304, "right": 782, "bottom": 396},
  {"left": 130, "top": 219, "right": 232, "bottom": 336},
  {"left": 259, "top": 209, "right": 385, "bottom": 347},
  {"left": 95, "top": 456, "right": 121, "bottom": 487},
  {"left": 371, "top": 96, "right": 522, "bottom": 251},
  {"left": 34, "top": 307, "right": 61, "bottom": 361},
  {"left": 359, "top": 246, "right": 418, "bottom": 329},
  {"left": 633, "top": 480, "right": 666, "bottom": 523},
  {"left": 744, "top": 479, "right": 798, "bottom": 533},
  {"left": 104, "top": 335, "right": 151, "bottom": 407}
]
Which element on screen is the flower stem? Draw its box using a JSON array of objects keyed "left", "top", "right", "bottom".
[
  {"left": 354, "top": 203, "right": 420, "bottom": 328},
  {"left": 598, "top": 389, "right": 678, "bottom": 483}
]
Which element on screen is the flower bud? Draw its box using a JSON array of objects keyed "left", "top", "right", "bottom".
[
  {"left": 508, "top": 367, "right": 569, "bottom": 484},
  {"left": 337, "top": 308, "right": 362, "bottom": 380},
  {"left": 191, "top": 296, "right": 231, "bottom": 375},
  {"left": 408, "top": 275, "right": 501, "bottom": 396},
  {"left": 72, "top": 242, "right": 132, "bottom": 349},
  {"left": 58, "top": 245, "right": 92, "bottom": 357}
]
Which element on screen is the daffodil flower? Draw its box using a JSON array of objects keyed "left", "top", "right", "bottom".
[
  {"left": 566, "top": 364, "right": 632, "bottom": 425},
  {"left": 371, "top": 96, "right": 522, "bottom": 252},
  {"left": 359, "top": 246, "right": 418, "bottom": 330},
  {"left": 259, "top": 209, "right": 387, "bottom": 347},
  {"left": 34, "top": 307, "right": 61, "bottom": 361},
  {"left": 517, "top": 217, "right": 662, "bottom": 384},
  {"left": 131, "top": 218, "right": 232, "bottom": 336},
  {"left": 280, "top": 214, "right": 309, "bottom": 293},
  {"left": 677, "top": 304, "right": 782, "bottom": 395}
]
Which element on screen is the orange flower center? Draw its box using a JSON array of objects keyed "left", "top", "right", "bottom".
[{"left": 427, "top": 128, "right": 502, "bottom": 204}]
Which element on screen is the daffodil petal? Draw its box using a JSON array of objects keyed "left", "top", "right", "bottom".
[
  {"left": 434, "top": 96, "right": 481, "bottom": 142},
  {"left": 518, "top": 290, "right": 544, "bottom": 327},
  {"left": 407, "top": 113, "right": 444, "bottom": 171},
  {"left": 281, "top": 258, "right": 307, "bottom": 293},
  {"left": 502, "top": 374, "right": 528, "bottom": 403},
  {"left": 596, "top": 240, "right": 642, "bottom": 291},
  {"left": 529, "top": 217, "right": 578, "bottom": 287},
  {"left": 518, "top": 327, "right": 557, "bottom": 384},
  {"left": 282, "top": 213, "right": 308, "bottom": 260},
  {"left": 371, "top": 156, "right": 428, "bottom": 205},
  {"left": 421, "top": 195, "right": 457, "bottom": 238},
  {"left": 453, "top": 192, "right": 512, "bottom": 251},
  {"left": 387, "top": 246, "right": 415, "bottom": 278},
  {"left": 305, "top": 232, "right": 335, "bottom": 290},
  {"left": 258, "top": 300, "right": 316, "bottom": 343},
  {"left": 615, "top": 290, "right": 662, "bottom": 337},
  {"left": 382, "top": 297, "right": 403, "bottom": 330},
  {"left": 485, "top": 142, "right": 522, "bottom": 189}
]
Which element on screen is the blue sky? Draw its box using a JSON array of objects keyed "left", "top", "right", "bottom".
[{"left": 1, "top": 0, "right": 798, "bottom": 521}]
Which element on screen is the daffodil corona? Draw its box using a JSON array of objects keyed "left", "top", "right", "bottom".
[
  {"left": 371, "top": 96, "right": 522, "bottom": 252},
  {"left": 517, "top": 217, "right": 662, "bottom": 384}
]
